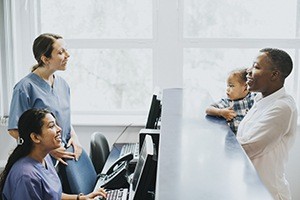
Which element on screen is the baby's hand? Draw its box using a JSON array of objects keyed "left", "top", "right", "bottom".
[{"left": 220, "top": 107, "right": 237, "bottom": 121}]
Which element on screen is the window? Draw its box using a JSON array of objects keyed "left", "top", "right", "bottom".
[
  {"left": 183, "top": 0, "right": 300, "bottom": 116},
  {"left": 39, "top": 0, "right": 154, "bottom": 115},
  {"left": 2, "top": 0, "right": 300, "bottom": 124},
  {"left": 183, "top": 0, "right": 298, "bottom": 38},
  {"left": 40, "top": 0, "right": 153, "bottom": 39},
  {"left": 56, "top": 49, "right": 152, "bottom": 113}
]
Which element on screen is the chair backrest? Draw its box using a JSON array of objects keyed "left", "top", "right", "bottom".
[
  {"left": 59, "top": 146, "right": 97, "bottom": 194},
  {"left": 89, "top": 132, "right": 110, "bottom": 174}
]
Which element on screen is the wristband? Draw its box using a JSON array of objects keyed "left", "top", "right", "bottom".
[{"left": 77, "top": 193, "right": 84, "bottom": 200}]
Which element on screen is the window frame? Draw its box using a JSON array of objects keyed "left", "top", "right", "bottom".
[{"left": 1, "top": 0, "right": 300, "bottom": 125}]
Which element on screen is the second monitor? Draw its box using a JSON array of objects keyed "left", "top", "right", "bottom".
[{"left": 145, "top": 94, "right": 161, "bottom": 129}]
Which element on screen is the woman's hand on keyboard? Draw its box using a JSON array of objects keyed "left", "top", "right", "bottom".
[{"left": 80, "top": 188, "right": 107, "bottom": 200}]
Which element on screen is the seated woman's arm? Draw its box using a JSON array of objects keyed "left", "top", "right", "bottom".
[{"left": 62, "top": 188, "right": 107, "bottom": 200}]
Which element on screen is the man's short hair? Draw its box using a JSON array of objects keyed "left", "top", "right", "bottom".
[{"left": 260, "top": 48, "right": 293, "bottom": 79}]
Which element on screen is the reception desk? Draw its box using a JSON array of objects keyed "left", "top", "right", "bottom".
[{"left": 155, "top": 88, "right": 272, "bottom": 200}]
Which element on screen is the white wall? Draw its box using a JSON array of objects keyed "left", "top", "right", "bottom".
[
  {"left": 1, "top": 125, "right": 300, "bottom": 199},
  {"left": 286, "top": 128, "right": 300, "bottom": 200},
  {"left": 0, "top": 126, "right": 16, "bottom": 160}
]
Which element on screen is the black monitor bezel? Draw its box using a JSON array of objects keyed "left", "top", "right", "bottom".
[
  {"left": 145, "top": 94, "right": 161, "bottom": 129},
  {"left": 130, "top": 135, "right": 157, "bottom": 200}
]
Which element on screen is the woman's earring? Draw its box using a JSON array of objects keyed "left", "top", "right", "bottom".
[{"left": 17, "top": 137, "right": 24, "bottom": 145}]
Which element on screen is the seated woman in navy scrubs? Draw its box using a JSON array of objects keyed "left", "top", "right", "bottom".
[{"left": 0, "top": 109, "right": 106, "bottom": 200}]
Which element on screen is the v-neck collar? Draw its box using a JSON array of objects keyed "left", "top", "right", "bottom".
[{"left": 30, "top": 72, "right": 56, "bottom": 92}]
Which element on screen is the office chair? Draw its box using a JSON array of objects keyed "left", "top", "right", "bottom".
[
  {"left": 59, "top": 146, "right": 97, "bottom": 194},
  {"left": 89, "top": 132, "right": 110, "bottom": 174}
]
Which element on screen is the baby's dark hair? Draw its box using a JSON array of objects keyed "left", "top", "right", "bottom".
[{"left": 229, "top": 68, "right": 247, "bottom": 84}]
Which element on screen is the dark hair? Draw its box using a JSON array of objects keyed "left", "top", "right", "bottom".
[
  {"left": 31, "top": 33, "right": 63, "bottom": 72},
  {"left": 229, "top": 68, "right": 247, "bottom": 84},
  {"left": 0, "top": 109, "right": 52, "bottom": 194},
  {"left": 260, "top": 48, "right": 293, "bottom": 79}
]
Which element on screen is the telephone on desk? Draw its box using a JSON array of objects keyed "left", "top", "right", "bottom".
[{"left": 96, "top": 153, "right": 133, "bottom": 190}]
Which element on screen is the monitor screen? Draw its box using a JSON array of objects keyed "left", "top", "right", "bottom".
[
  {"left": 130, "top": 135, "right": 157, "bottom": 200},
  {"left": 145, "top": 94, "right": 161, "bottom": 129}
]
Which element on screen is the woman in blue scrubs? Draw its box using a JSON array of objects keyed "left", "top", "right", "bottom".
[
  {"left": 8, "top": 33, "right": 81, "bottom": 165},
  {"left": 0, "top": 109, "right": 106, "bottom": 199}
]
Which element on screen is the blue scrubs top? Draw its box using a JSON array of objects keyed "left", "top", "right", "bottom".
[
  {"left": 8, "top": 73, "right": 71, "bottom": 144},
  {"left": 2, "top": 155, "right": 62, "bottom": 200}
]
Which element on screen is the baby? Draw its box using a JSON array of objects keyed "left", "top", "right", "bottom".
[{"left": 206, "top": 68, "right": 256, "bottom": 134}]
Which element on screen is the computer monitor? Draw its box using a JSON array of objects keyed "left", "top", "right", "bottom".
[
  {"left": 145, "top": 94, "right": 161, "bottom": 129},
  {"left": 139, "top": 128, "right": 160, "bottom": 155},
  {"left": 129, "top": 135, "right": 157, "bottom": 200}
]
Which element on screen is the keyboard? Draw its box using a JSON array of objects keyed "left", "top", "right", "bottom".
[
  {"left": 107, "top": 188, "right": 128, "bottom": 200},
  {"left": 120, "top": 143, "right": 139, "bottom": 161}
]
